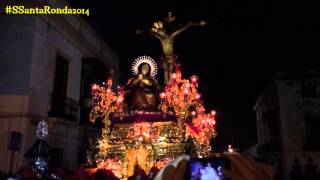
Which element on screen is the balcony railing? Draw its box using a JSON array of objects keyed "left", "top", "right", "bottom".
[{"left": 48, "top": 93, "right": 79, "bottom": 122}]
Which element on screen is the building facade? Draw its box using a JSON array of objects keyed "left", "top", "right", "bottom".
[
  {"left": 253, "top": 69, "right": 320, "bottom": 178},
  {"left": 0, "top": 0, "right": 119, "bottom": 173}
]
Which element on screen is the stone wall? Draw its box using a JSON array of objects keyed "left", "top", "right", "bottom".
[
  {"left": 0, "top": 0, "right": 119, "bottom": 172},
  {"left": 0, "top": 16, "right": 36, "bottom": 95},
  {"left": 254, "top": 79, "right": 320, "bottom": 178},
  {"left": 277, "top": 80, "right": 306, "bottom": 151}
]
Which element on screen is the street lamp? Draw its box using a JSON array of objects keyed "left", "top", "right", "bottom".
[{"left": 24, "top": 119, "right": 52, "bottom": 179}]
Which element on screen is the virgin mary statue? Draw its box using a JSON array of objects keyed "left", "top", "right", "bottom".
[{"left": 124, "top": 56, "right": 160, "bottom": 111}]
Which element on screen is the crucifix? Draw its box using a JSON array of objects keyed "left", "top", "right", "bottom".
[{"left": 137, "top": 12, "right": 206, "bottom": 84}]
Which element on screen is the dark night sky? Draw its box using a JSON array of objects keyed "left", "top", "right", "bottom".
[{"left": 69, "top": 0, "right": 320, "bottom": 151}]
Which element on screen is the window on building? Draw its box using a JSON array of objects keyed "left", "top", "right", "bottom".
[
  {"left": 49, "top": 55, "right": 78, "bottom": 121},
  {"left": 53, "top": 55, "right": 69, "bottom": 96}
]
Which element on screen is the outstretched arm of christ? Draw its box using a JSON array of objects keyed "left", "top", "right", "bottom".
[
  {"left": 169, "top": 21, "right": 206, "bottom": 38},
  {"left": 136, "top": 28, "right": 165, "bottom": 40},
  {"left": 150, "top": 30, "right": 164, "bottom": 40},
  {"left": 169, "top": 23, "right": 193, "bottom": 38}
]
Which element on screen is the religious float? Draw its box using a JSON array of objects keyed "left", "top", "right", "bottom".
[{"left": 89, "top": 13, "right": 216, "bottom": 179}]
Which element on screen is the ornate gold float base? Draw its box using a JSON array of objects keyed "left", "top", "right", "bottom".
[{"left": 96, "top": 120, "right": 185, "bottom": 178}]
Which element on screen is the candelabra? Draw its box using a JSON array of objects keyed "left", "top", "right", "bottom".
[{"left": 159, "top": 66, "right": 217, "bottom": 157}]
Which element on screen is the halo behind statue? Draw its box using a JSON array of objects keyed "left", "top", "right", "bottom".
[{"left": 131, "top": 56, "right": 158, "bottom": 77}]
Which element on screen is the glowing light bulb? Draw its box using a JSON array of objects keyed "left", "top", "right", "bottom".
[
  {"left": 172, "top": 73, "right": 177, "bottom": 79},
  {"left": 191, "top": 111, "right": 196, "bottom": 116},
  {"left": 191, "top": 75, "right": 198, "bottom": 82},
  {"left": 138, "top": 136, "right": 144, "bottom": 142},
  {"left": 195, "top": 93, "right": 201, "bottom": 99},
  {"left": 228, "top": 144, "right": 234, "bottom": 153},
  {"left": 160, "top": 92, "right": 166, "bottom": 99},
  {"left": 117, "top": 97, "right": 123, "bottom": 103},
  {"left": 211, "top": 110, "right": 216, "bottom": 116},
  {"left": 92, "top": 84, "right": 99, "bottom": 90}
]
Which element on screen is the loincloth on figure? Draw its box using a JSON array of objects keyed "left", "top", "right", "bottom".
[{"left": 160, "top": 55, "right": 178, "bottom": 68}]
